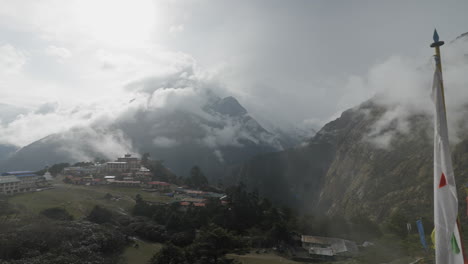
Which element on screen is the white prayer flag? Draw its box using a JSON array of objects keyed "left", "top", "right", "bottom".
[{"left": 432, "top": 66, "right": 465, "bottom": 264}]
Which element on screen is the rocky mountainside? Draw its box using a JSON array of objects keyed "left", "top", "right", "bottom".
[
  {"left": 1, "top": 95, "right": 303, "bottom": 179},
  {"left": 229, "top": 99, "right": 468, "bottom": 222}
]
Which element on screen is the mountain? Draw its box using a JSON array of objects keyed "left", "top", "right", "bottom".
[
  {"left": 1, "top": 94, "right": 303, "bottom": 179},
  {"left": 229, "top": 32, "right": 468, "bottom": 222},
  {"left": 229, "top": 99, "right": 466, "bottom": 222},
  {"left": 0, "top": 144, "right": 18, "bottom": 162}
]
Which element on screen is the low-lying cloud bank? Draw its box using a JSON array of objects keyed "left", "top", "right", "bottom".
[{"left": 347, "top": 35, "right": 468, "bottom": 148}]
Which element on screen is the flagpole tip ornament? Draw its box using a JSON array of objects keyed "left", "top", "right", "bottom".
[{"left": 431, "top": 29, "right": 445, "bottom": 48}]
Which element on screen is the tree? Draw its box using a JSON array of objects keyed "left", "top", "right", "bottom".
[
  {"left": 186, "top": 166, "right": 208, "bottom": 188},
  {"left": 87, "top": 206, "right": 112, "bottom": 224},
  {"left": 36, "top": 162, "right": 70, "bottom": 176},
  {"left": 386, "top": 211, "right": 409, "bottom": 238},
  {"left": 40, "top": 207, "right": 74, "bottom": 221},
  {"left": 73, "top": 161, "right": 94, "bottom": 167},
  {"left": 349, "top": 214, "right": 382, "bottom": 241},
  {"left": 267, "top": 222, "right": 291, "bottom": 245},
  {"left": 149, "top": 244, "right": 186, "bottom": 264},
  {"left": 145, "top": 159, "right": 179, "bottom": 184},
  {"left": 190, "top": 224, "right": 244, "bottom": 263},
  {"left": 142, "top": 152, "right": 150, "bottom": 166}
]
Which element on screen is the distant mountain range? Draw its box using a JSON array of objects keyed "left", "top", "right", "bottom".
[{"left": 0, "top": 94, "right": 308, "bottom": 179}]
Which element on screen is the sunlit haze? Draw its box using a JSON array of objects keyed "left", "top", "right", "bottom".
[{"left": 1, "top": 0, "right": 468, "bottom": 147}]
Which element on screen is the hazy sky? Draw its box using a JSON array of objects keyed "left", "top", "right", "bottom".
[{"left": 1, "top": 0, "right": 468, "bottom": 146}]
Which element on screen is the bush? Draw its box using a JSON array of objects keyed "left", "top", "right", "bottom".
[
  {"left": 87, "top": 206, "right": 112, "bottom": 224},
  {"left": 149, "top": 244, "right": 186, "bottom": 264},
  {"left": 40, "top": 207, "right": 74, "bottom": 221},
  {"left": 169, "top": 230, "right": 195, "bottom": 247}
]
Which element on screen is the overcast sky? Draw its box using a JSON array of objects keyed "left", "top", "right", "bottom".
[{"left": 1, "top": 0, "right": 468, "bottom": 147}]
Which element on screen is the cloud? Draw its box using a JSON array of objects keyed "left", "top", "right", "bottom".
[
  {"left": 35, "top": 102, "right": 59, "bottom": 115},
  {"left": 125, "top": 65, "right": 197, "bottom": 94},
  {"left": 0, "top": 103, "right": 96, "bottom": 146},
  {"left": 2, "top": 0, "right": 467, "bottom": 155},
  {"left": 213, "top": 149, "right": 224, "bottom": 163},
  {"left": 201, "top": 122, "right": 243, "bottom": 148},
  {"left": 54, "top": 126, "right": 135, "bottom": 161},
  {"left": 169, "top": 24, "right": 184, "bottom": 34},
  {"left": 153, "top": 137, "right": 179, "bottom": 148},
  {"left": 353, "top": 36, "right": 468, "bottom": 148},
  {"left": 0, "top": 44, "right": 26, "bottom": 75},
  {"left": 45, "top": 45, "right": 72, "bottom": 60},
  {"left": 0, "top": 103, "right": 29, "bottom": 125}
]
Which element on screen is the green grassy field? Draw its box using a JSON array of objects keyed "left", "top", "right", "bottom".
[
  {"left": 122, "top": 240, "right": 163, "bottom": 264},
  {"left": 7, "top": 182, "right": 172, "bottom": 264},
  {"left": 9, "top": 182, "right": 174, "bottom": 219}
]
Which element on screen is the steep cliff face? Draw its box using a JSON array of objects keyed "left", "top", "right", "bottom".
[
  {"left": 231, "top": 100, "right": 449, "bottom": 221},
  {"left": 316, "top": 103, "right": 434, "bottom": 221},
  {"left": 228, "top": 104, "right": 364, "bottom": 212}
]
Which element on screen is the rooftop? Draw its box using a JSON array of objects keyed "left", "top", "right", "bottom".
[
  {"left": 112, "top": 180, "right": 141, "bottom": 184},
  {"left": 0, "top": 176, "right": 20, "bottom": 184},
  {"left": 2, "top": 171, "right": 35, "bottom": 176},
  {"left": 2, "top": 173, "right": 39, "bottom": 178},
  {"left": 148, "top": 181, "right": 170, "bottom": 186}
]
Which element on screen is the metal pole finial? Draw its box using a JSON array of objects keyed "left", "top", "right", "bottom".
[{"left": 431, "top": 29, "right": 445, "bottom": 48}]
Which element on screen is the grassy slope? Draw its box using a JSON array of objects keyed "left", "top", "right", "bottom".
[
  {"left": 9, "top": 181, "right": 174, "bottom": 219},
  {"left": 8, "top": 180, "right": 173, "bottom": 264},
  {"left": 122, "top": 240, "right": 163, "bottom": 264}
]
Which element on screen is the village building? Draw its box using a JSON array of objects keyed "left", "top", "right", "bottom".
[
  {"left": 180, "top": 197, "right": 206, "bottom": 204},
  {"left": 117, "top": 154, "right": 140, "bottom": 171},
  {"left": 203, "top": 192, "right": 225, "bottom": 199},
  {"left": 300, "top": 235, "right": 358, "bottom": 258},
  {"left": 176, "top": 188, "right": 206, "bottom": 198},
  {"left": 101, "top": 154, "right": 144, "bottom": 175},
  {"left": 135, "top": 167, "right": 152, "bottom": 178},
  {"left": 91, "top": 178, "right": 103, "bottom": 185},
  {"left": 144, "top": 181, "right": 171, "bottom": 192},
  {"left": 104, "top": 162, "right": 129, "bottom": 173},
  {"left": 108, "top": 180, "right": 141, "bottom": 187},
  {"left": 104, "top": 176, "right": 116, "bottom": 183},
  {"left": 63, "top": 166, "right": 98, "bottom": 176},
  {"left": 2, "top": 171, "right": 41, "bottom": 192},
  {"left": 0, "top": 176, "right": 20, "bottom": 195},
  {"left": 82, "top": 175, "right": 94, "bottom": 183},
  {"left": 65, "top": 175, "right": 83, "bottom": 184},
  {"left": 43, "top": 171, "right": 53, "bottom": 181},
  {"left": 123, "top": 176, "right": 135, "bottom": 181}
]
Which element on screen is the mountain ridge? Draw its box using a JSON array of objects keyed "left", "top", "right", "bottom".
[
  {"left": 227, "top": 99, "right": 449, "bottom": 222},
  {"left": 1, "top": 94, "right": 306, "bottom": 179}
]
